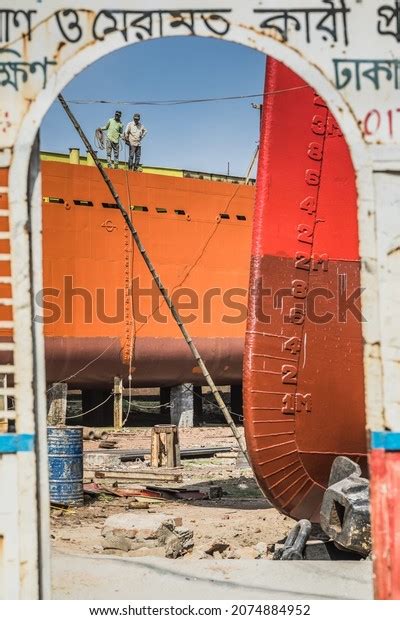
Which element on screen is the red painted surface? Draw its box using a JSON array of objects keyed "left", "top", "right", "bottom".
[
  {"left": 370, "top": 449, "right": 400, "bottom": 600},
  {"left": 243, "top": 59, "right": 367, "bottom": 521}
]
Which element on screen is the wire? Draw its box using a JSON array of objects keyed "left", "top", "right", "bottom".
[
  {"left": 46, "top": 340, "right": 116, "bottom": 392},
  {"left": 181, "top": 382, "right": 244, "bottom": 422},
  {"left": 66, "top": 391, "right": 113, "bottom": 419},
  {"left": 121, "top": 386, "right": 243, "bottom": 420},
  {"left": 122, "top": 397, "right": 171, "bottom": 412},
  {"left": 66, "top": 85, "right": 310, "bottom": 107},
  {"left": 172, "top": 178, "right": 244, "bottom": 289},
  {"left": 245, "top": 143, "right": 260, "bottom": 185},
  {"left": 64, "top": 387, "right": 241, "bottom": 421},
  {"left": 129, "top": 141, "right": 255, "bottom": 334},
  {"left": 121, "top": 218, "right": 242, "bottom": 425},
  {"left": 48, "top": 122, "right": 254, "bottom": 397}
]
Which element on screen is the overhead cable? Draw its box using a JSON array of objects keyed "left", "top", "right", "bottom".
[{"left": 66, "top": 85, "right": 310, "bottom": 107}]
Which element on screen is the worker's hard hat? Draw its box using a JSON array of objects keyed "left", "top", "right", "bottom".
[
  {"left": 115, "top": 110, "right": 122, "bottom": 115},
  {"left": 133, "top": 113, "right": 140, "bottom": 119}
]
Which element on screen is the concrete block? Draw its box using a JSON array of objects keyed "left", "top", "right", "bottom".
[
  {"left": 101, "top": 535, "right": 131, "bottom": 552},
  {"left": 170, "top": 384, "right": 194, "bottom": 427},
  {"left": 102, "top": 512, "right": 180, "bottom": 540}
]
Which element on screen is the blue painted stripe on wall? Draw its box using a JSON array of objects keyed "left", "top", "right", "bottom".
[
  {"left": 0, "top": 433, "right": 35, "bottom": 453},
  {"left": 371, "top": 431, "right": 400, "bottom": 451}
]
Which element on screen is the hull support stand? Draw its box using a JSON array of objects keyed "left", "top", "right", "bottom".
[
  {"left": 47, "top": 382, "right": 67, "bottom": 426},
  {"left": 113, "top": 377, "right": 123, "bottom": 432}
]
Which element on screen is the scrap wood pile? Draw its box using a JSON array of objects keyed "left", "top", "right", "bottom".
[
  {"left": 82, "top": 426, "right": 240, "bottom": 489},
  {"left": 83, "top": 481, "right": 223, "bottom": 503}
]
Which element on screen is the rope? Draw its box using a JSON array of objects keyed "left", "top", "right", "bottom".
[
  {"left": 95, "top": 128, "right": 105, "bottom": 150},
  {"left": 129, "top": 142, "right": 255, "bottom": 334},
  {"left": 120, "top": 388, "right": 242, "bottom": 420},
  {"left": 245, "top": 144, "right": 260, "bottom": 185},
  {"left": 181, "top": 383, "right": 244, "bottom": 422},
  {"left": 47, "top": 137, "right": 253, "bottom": 394},
  {"left": 46, "top": 340, "right": 115, "bottom": 392},
  {"left": 66, "top": 392, "right": 113, "bottom": 419},
  {"left": 64, "top": 389, "right": 241, "bottom": 421},
  {"left": 122, "top": 397, "right": 171, "bottom": 412}
]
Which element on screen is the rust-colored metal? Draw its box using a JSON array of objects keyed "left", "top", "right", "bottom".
[
  {"left": 243, "top": 59, "right": 367, "bottom": 522},
  {"left": 0, "top": 163, "right": 253, "bottom": 387}
]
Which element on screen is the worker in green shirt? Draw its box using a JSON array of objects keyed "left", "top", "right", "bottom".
[{"left": 100, "top": 110, "right": 123, "bottom": 169}]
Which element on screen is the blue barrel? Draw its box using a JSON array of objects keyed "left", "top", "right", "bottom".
[{"left": 47, "top": 426, "right": 83, "bottom": 506}]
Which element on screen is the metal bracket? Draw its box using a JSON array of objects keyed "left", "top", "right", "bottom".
[
  {"left": 320, "top": 456, "right": 371, "bottom": 556},
  {"left": 274, "top": 519, "right": 312, "bottom": 560}
]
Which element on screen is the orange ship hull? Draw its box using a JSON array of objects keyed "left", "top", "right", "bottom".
[{"left": 37, "top": 162, "right": 254, "bottom": 388}]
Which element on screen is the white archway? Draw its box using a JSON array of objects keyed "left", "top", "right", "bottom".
[
  {"left": 9, "top": 26, "right": 375, "bottom": 435},
  {"left": 1, "top": 1, "right": 396, "bottom": 599}
]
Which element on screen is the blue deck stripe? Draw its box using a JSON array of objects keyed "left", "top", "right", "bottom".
[
  {"left": 371, "top": 431, "right": 400, "bottom": 451},
  {"left": 0, "top": 433, "right": 35, "bottom": 453}
]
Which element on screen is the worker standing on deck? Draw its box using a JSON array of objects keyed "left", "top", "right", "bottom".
[
  {"left": 100, "top": 110, "right": 123, "bottom": 169},
  {"left": 124, "top": 113, "right": 148, "bottom": 171}
]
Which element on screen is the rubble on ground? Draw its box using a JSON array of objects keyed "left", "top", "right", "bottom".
[
  {"left": 102, "top": 512, "right": 181, "bottom": 539},
  {"left": 50, "top": 426, "right": 295, "bottom": 560},
  {"left": 100, "top": 515, "right": 194, "bottom": 558}
]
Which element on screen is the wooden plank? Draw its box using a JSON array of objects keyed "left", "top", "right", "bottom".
[
  {"left": 113, "top": 377, "right": 123, "bottom": 431},
  {"left": 90, "top": 468, "right": 183, "bottom": 484},
  {"left": 95, "top": 468, "right": 182, "bottom": 478},
  {"left": 150, "top": 428, "right": 160, "bottom": 468}
]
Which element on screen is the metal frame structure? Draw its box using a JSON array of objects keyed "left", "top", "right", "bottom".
[{"left": 0, "top": 0, "right": 399, "bottom": 599}]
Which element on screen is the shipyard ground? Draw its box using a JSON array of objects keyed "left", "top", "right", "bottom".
[
  {"left": 51, "top": 427, "right": 292, "bottom": 558},
  {"left": 50, "top": 426, "right": 373, "bottom": 599}
]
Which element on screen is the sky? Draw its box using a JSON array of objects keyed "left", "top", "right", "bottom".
[{"left": 42, "top": 37, "right": 266, "bottom": 177}]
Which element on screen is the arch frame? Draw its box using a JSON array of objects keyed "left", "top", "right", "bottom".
[{"left": 0, "top": 0, "right": 397, "bottom": 599}]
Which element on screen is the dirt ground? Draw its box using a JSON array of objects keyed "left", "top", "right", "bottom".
[{"left": 51, "top": 426, "right": 295, "bottom": 560}]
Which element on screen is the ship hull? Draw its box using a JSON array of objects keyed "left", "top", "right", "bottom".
[
  {"left": 243, "top": 59, "right": 367, "bottom": 521},
  {"left": 44, "top": 335, "right": 244, "bottom": 387},
  {"left": 34, "top": 162, "right": 253, "bottom": 388}
]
